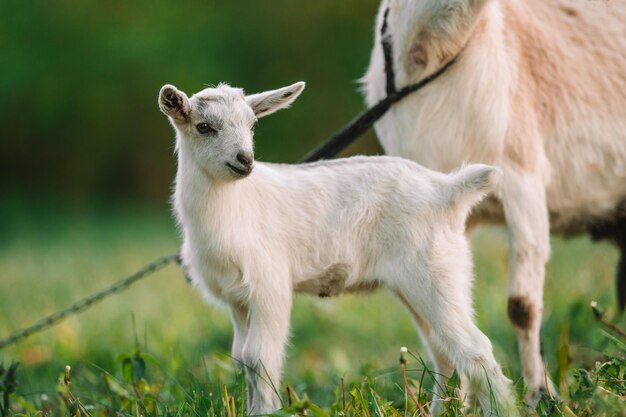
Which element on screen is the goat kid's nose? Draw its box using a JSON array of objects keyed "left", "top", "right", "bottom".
[{"left": 237, "top": 152, "right": 253, "bottom": 168}]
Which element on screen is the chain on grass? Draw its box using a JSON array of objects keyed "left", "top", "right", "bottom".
[{"left": 0, "top": 253, "right": 180, "bottom": 350}]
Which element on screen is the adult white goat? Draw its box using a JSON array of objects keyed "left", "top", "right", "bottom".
[
  {"left": 159, "top": 81, "right": 516, "bottom": 416},
  {"left": 362, "top": 0, "right": 626, "bottom": 404}
]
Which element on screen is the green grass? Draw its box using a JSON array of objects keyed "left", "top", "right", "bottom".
[{"left": 0, "top": 202, "right": 625, "bottom": 416}]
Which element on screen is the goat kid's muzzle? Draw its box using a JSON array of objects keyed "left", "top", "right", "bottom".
[{"left": 227, "top": 152, "right": 254, "bottom": 177}]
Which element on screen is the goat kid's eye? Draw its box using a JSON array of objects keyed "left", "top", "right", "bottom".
[
  {"left": 196, "top": 123, "right": 217, "bottom": 135},
  {"left": 251, "top": 120, "right": 258, "bottom": 132}
]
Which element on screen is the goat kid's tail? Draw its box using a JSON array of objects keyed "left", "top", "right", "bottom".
[{"left": 447, "top": 164, "right": 501, "bottom": 217}]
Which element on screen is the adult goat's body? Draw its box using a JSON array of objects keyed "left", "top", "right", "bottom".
[
  {"left": 160, "top": 82, "right": 516, "bottom": 416},
  {"left": 362, "top": 0, "right": 626, "bottom": 402}
]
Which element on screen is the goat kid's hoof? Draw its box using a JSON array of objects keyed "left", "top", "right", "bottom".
[{"left": 525, "top": 385, "right": 560, "bottom": 411}]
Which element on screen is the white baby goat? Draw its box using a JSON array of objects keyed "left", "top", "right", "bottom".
[{"left": 159, "top": 81, "right": 516, "bottom": 416}]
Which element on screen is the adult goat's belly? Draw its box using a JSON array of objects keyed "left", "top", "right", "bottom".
[{"left": 543, "top": 125, "right": 626, "bottom": 233}]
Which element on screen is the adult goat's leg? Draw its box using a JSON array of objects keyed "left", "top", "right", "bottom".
[{"left": 501, "top": 168, "right": 556, "bottom": 404}]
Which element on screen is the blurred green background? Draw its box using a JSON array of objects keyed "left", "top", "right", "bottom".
[
  {"left": 0, "top": 0, "right": 623, "bottom": 410},
  {"left": 1, "top": 0, "right": 381, "bottom": 205}
]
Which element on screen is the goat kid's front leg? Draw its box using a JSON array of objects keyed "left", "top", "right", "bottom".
[
  {"left": 501, "top": 168, "right": 556, "bottom": 404},
  {"left": 229, "top": 303, "right": 249, "bottom": 369},
  {"left": 241, "top": 284, "right": 292, "bottom": 415}
]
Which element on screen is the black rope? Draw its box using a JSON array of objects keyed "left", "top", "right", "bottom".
[
  {"left": 381, "top": 6, "right": 396, "bottom": 97},
  {"left": 300, "top": 54, "right": 457, "bottom": 163},
  {"left": 301, "top": 2, "right": 458, "bottom": 163}
]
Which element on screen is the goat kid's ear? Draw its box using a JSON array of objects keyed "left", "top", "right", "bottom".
[
  {"left": 159, "top": 84, "right": 191, "bottom": 122},
  {"left": 245, "top": 81, "right": 305, "bottom": 118}
]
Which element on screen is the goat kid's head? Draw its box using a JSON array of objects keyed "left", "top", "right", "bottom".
[{"left": 159, "top": 81, "right": 305, "bottom": 181}]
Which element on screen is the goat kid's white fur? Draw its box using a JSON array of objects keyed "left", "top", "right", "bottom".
[
  {"left": 159, "top": 81, "right": 516, "bottom": 416},
  {"left": 362, "top": 0, "right": 626, "bottom": 404}
]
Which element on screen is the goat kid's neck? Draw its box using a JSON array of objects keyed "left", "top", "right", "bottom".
[{"left": 175, "top": 149, "right": 248, "bottom": 220}]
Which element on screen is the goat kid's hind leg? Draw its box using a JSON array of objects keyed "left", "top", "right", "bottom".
[
  {"left": 394, "top": 291, "right": 469, "bottom": 415},
  {"left": 392, "top": 269, "right": 516, "bottom": 416},
  {"left": 501, "top": 168, "right": 557, "bottom": 404},
  {"left": 241, "top": 283, "right": 292, "bottom": 415},
  {"left": 429, "top": 303, "right": 516, "bottom": 416}
]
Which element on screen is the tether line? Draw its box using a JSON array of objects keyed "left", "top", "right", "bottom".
[{"left": 0, "top": 254, "right": 180, "bottom": 350}]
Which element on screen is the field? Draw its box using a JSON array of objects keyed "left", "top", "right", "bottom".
[
  {"left": 0, "top": 201, "right": 625, "bottom": 416},
  {"left": 2, "top": 0, "right": 625, "bottom": 415}
]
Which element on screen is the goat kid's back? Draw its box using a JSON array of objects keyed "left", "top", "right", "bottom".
[{"left": 186, "top": 157, "right": 500, "bottom": 286}]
